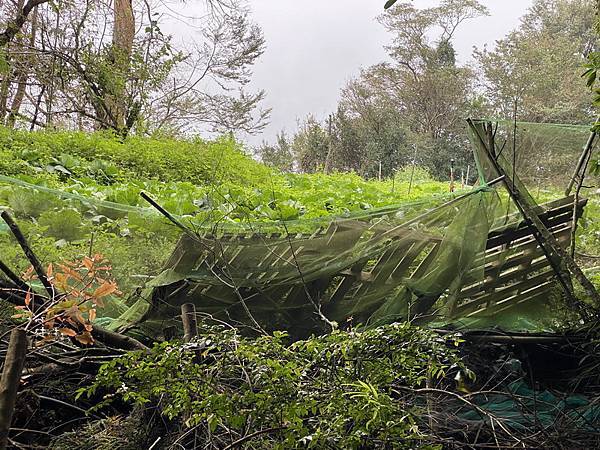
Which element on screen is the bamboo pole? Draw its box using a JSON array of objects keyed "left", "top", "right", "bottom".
[
  {"left": 0, "top": 328, "right": 28, "bottom": 450},
  {"left": 565, "top": 117, "right": 600, "bottom": 196}
]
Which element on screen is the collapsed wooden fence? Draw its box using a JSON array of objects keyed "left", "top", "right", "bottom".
[{"left": 150, "top": 195, "right": 586, "bottom": 326}]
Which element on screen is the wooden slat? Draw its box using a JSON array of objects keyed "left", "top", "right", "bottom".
[
  {"left": 486, "top": 198, "right": 586, "bottom": 249},
  {"left": 464, "top": 281, "right": 555, "bottom": 318},
  {"left": 458, "top": 257, "right": 549, "bottom": 300},
  {"left": 409, "top": 242, "right": 440, "bottom": 279},
  {"left": 455, "top": 270, "right": 555, "bottom": 315},
  {"left": 351, "top": 239, "right": 417, "bottom": 299},
  {"left": 327, "top": 262, "right": 367, "bottom": 306},
  {"left": 464, "top": 222, "right": 572, "bottom": 284}
]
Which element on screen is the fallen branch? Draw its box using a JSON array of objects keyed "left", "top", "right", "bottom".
[
  {"left": 91, "top": 325, "right": 148, "bottom": 352},
  {"left": 1, "top": 211, "right": 55, "bottom": 302}
]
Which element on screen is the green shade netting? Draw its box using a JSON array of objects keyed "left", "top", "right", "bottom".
[
  {"left": 0, "top": 119, "right": 596, "bottom": 337},
  {"left": 459, "top": 379, "right": 600, "bottom": 431}
]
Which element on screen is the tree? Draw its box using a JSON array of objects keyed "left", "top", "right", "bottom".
[
  {"left": 312, "top": 0, "right": 486, "bottom": 179},
  {"left": 256, "top": 131, "right": 294, "bottom": 172},
  {"left": 376, "top": 0, "right": 488, "bottom": 139},
  {"left": 334, "top": 86, "right": 410, "bottom": 177},
  {"left": 268, "top": 0, "right": 487, "bottom": 180},
  {"left": 104, "top": 0, "right": 135, "bottom": 133},
  {"left": 0, "top": 0, "right": 47, "bottom": 126},
  {"left": 0, "top": 0, "right": 48, "bottom": 48},
  {"left": 291, "top": 116, "right": 330, "bottom": 173},
  {"left": 475, "top": 0, "right": 597, "bottom": 123},
  {"left": 0, "top": 0, "right": 270, "bottom": 136}
]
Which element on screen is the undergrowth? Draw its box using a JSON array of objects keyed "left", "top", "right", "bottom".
[{"left": 79, "top": 323, "right": 463, "bottom": 449}]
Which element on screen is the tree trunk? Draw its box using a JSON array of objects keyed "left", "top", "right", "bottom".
[
  {"left": 6, "top": 5, "right": 38, "bottom": 128},
  {"left": 104, "top": 0, "right": 134, "bottom": 132}
]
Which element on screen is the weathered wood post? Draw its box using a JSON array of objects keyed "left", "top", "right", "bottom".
[
  {"left": 181, "top": 303, "right": 198, "bottom": 343},
  {"left": 0, "top": 328, "right": 28, "bottom": 450}
]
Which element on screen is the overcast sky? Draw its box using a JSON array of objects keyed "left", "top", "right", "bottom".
[{"left": 175, "top": 1, "right": 535, "bottom": 146}]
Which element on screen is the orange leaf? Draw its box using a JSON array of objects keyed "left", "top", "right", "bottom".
[
  {"left": 58, "top": 265, "right": 83, "bottom": 282},
  {"left": 92, "top": 281, "right": 117, "bottom": 299},
  {"left": 75, "top": 332, "right": 94, "bottom": 345},
  {"left": 47, "top": 263, "right": 53, "bottom": 278},
  {"left": 88, "top": 309, "right": 97, "bottom": 322},
  {"left": 22, "top": 266, "right": 35, "bottom": 281},
  {"left": 58, "top": 328, "right": 78, "bottom": 337},
  {"left": 66, "top": 306, "right": 86, "bottom": 324},
  {"left": 82, "top": 257, "right": 93, "bottom": 270},
  {"left": 24, "top": 290, "right": 31, "bottom": 307}
]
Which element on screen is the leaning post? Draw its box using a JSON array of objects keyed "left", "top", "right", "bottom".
[{"left": 0, "top": 328, "right": 28, "bottom": 450}]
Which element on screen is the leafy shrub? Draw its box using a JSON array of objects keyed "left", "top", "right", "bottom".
[
  {"left": 38, "top": 208, "right": 88, "bottom": 241},
  {"left": 0, "top": 126, "right": 275, "bottom": 186},
  {"left": 8, "top": 188, "right": 62, "bottom": 218},
  {"left": 83, "top": 323, "right": 462, "bottom": 449}
]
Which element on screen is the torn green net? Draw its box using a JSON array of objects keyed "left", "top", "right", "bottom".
[{"left": 0, "top": 119, "right": 595, "bottom": 338}]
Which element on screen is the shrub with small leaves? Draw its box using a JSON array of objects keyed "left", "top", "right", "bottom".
[{"left": 82, "top": 323, "right": 462, "bottom": 449}]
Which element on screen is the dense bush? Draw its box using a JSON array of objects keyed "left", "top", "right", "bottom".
[
  {"left": 83, "top": 323, "right": 463, "bottom": 449},
  {"left": 0, "top": 126, "right": 275, "bottom": 187}
]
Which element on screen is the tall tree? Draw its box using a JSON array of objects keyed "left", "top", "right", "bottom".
[
  {"left": 475, "top": 0, "right": 597, "bottom": 123},
  {"left": 0, "top": 0, "right": 269, "bottom": 136},
  {"left": 256, "top": 131, "right": 294, "bottom": 172},
  {"left": 376, "top": 0, "right": 488, "bottom": 138},
  {"left": 319, "top": 0, "right": 487, "bottom": 179},
  {"left": 105, "top": 0, "right": 135, "bottom": 132}
]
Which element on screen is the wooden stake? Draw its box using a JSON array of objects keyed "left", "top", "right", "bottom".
[
  {"left": 565, "top": 116, "right": 600, "bottom": 196},
  {"left": 181, "top": 303, "right": 198, "bottom": 343},
  {"left": 0, "top": 328, "right": 28, "bottom": 450}
]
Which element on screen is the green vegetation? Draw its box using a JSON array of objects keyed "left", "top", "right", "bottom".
[
  {"left": 81, "top": 323, "right": 462, "bottom": 449},
  {"left": 0, "top": 1, "right": 599, "bottom": 449},
  {"left": 0, "top": 127, "right": 454, "bottom": 295}
]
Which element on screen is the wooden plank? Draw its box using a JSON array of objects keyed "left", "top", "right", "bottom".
[
  {"left": 455, "top": 269, "right": 555, "bottom": 315},
  {"left": 351, "top": 239, "right": 418, "bottom": 299},
  {"left": 327, "top": 262, "right": 368, "bottom": 306},
  {"left": 486, "top": 202, "right": 585, "bottom": 250},
  {"left": 464, "top": 281, "right": 555, "bottom": 318},
  {"left": 466, "top": 223, "right": 572, "bottom": 279},
  {"left": 458, "top": 257, "right": 549, "bottom": 300},
  {"left": 409, "top": 242, "right": 440, "bottom": 279}
]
